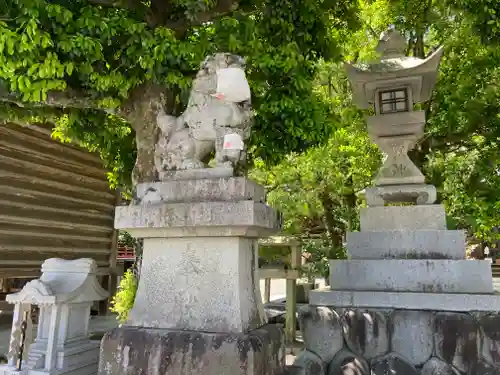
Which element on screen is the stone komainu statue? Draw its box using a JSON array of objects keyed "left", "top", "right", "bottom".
[{"left": 154, "top": 53, "right": 253, "bottom": 179}]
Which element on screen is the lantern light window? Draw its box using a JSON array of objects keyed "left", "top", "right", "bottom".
[{"left": 378, "top": 88, "right": 409, "bottom": 114}]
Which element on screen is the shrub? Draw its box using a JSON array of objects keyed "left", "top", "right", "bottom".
[{"left": 110, "top": 269, "right": 137, "bottom": 323}]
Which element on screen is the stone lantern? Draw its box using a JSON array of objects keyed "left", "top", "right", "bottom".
[
  {"left": 345, "top": 28, "right": 444, "bottom": 206},
  {"left": 292, "top": 29, "right": 500, "bottom": 375}
]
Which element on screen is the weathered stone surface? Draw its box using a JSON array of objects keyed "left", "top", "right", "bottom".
[
  {"left": 119, "top": 179, "right": 281, "bottom": 334},
  {"left": 469, "top": 361, "right": 500, "bottom": 375},
  {"left": 127, "top": 236, "right": 265, "bottom": 332},
  {"left": 346, "top": 229, "right": 465, "bottom": 260},
  {"left": 329, "top": 259, "right": 493, "bottom": 294},
  {"left": 421, "top": 357, "right": 460, "bottom": 375},
  {"left": 291, "top": 350, "right": 326, "bottom": 375},
  {"left": 370, "top": 353, "right": 418, "bottom": 375},
  {"left": 115, "top": 200, "right": 280, "bottom": 238},
  {"left": 434, "top": 312, "right": 480, "bottom": 374},
  {"left": 135, "top": 177, "right": 266, "bottom": 204},
  {"left": 478, "top": 313, "right": 500, "bottom": 366},
  {"left": 327, "top": 350, "right": 369, "bottom": 375},
  {"left": 309, "top": 290, "right": 500, "bottom": 312},
  {"left": 159, "top": 167, "right": 234, "bottom": 181},
  {"left": 371, "top": 133, "right": 425, "bottom": 186},
  {"left": 359, "top": 205, "right": 446, "bottom": 231},
  {"left": 391, "top": 310, "right": 433, "bottom": 366},
  {"left": 99, "top": 324, "right": 285, "bottom": 375},
  {"left": 298, "top": 306, "right": 343, "bottom": 364},
  {"left": 341, "top": 309, "right": 389, "bottom": 360}
]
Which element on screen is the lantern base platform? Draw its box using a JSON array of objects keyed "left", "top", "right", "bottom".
[
  {"left": 309, "top": 289, "right": 500, "bottom": 312},
  {"left": 98, "top": 324, "right": 285, "bottom": 375},
  {"left": 365, "top": 184, "right": 436, "bottom": 206}
]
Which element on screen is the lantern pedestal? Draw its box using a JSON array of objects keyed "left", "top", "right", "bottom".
[
  {"left": 300, "top": 204, "right": 500, "bottom": 374},
  {"left": 99, "top": 177, "right": 286, "bottom": 375},
  {"left": 364, "top": 184, "right": 437, "bottom": 206},
  {"left": 100, "top": 324, "right": 285, "bottom": 375}
]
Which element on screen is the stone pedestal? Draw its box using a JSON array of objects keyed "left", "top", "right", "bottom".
[
  {"left": 100, "top": 325, "right": 285, "bottom": 375},
  {"left": 99, "top": 177, "right": 285, "bottom": 375},
  {"left": 297, "top": 204, "right": 500, "bottom": 374}
]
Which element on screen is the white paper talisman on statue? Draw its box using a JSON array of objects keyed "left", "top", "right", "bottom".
[
  {"left": 223, "top": 133, "right": 244, "bottom": 150},
  {"left": 215, "top": 67, "right": 251, "bottom": 103}
]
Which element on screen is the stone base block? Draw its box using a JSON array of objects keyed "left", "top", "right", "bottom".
[
  {"left": 360, "top": 205, "right": 446, "bottom": 231},
  {"left": 296, "top": 305, "right": 500, "bottom": 374},
  {"left": 365, "top": 184, "right": 436, "bottom": 206},
  {"left": 159, "top": 166, "right": 234, "bottom": 181},
  {"left": 309, "top": 290, "right": 500, "bottom": 312},
  {"left": 98, "top": 324, "right": 285, "bottom": 375},
  {"left": 329, "top": 259, "right": 493, "bottom": 294},
  {"left": 346, "top": 230, "right": 466, "bottom": 260},
  {"left": 115, "top": 200, "right": 281, "bottom": 238},
  {"left": 134, "top": 177, "right": 266, "bottom": 204},
  {"left": 127, "top": 236, "right": 264, "bottom": 332}
]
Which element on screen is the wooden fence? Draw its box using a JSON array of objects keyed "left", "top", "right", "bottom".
[
  {"left": 493, "top": 264, "right": 500, "bottom": 292},
  {"left": 0, "top": 122, "right": 118, "bottom": 311}
]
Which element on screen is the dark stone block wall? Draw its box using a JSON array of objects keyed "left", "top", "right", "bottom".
[{"left": 295, "top": 306, "right": 500, "bottom": 375}]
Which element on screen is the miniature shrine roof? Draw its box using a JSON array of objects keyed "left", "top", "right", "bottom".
[{"left": 6, "top": 258, "right": 109, "bottom": 305}]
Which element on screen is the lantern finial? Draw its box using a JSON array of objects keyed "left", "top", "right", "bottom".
[{"left": 376, "top": 28, "right": 407, "bottom": 58}]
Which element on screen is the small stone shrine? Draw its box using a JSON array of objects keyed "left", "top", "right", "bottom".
[
  {"left": 293, "top": 29, "right": 500, "bottom": 375},
  {"left": 99, "top": 53, "right": 285, "bottom": 375},
  {"left": 0, "top": 258, "right": 109, "bottom": 375}
]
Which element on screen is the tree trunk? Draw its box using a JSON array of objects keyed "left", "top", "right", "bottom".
[
  {"left": 413, "top": 32, "right": 425, "bottom": 59},
  {"left": 343, "top": 175, "right": 357, "bottom": 233},
  {"left": 119, "top": 83, "right": 169, "bottom": 185},
  {"left": 319, "top": 188, "right": 344, "bottom": 259}
]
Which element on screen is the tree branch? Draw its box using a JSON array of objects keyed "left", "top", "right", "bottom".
[
  {"left": 89, "top": 0, "right": 241, "bottom": 30},
  {"left": 170, "top": 0, "right": 239, "bottom": 28},
  {"left": 0, "top": 85, "right": 98, "bottom": 110}
]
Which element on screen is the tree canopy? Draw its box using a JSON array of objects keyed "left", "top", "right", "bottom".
[
  {"left": 1, "top": 0, "right": 500, "bottom": 246},
  {"left": 0, "top": 0, "right": 359, "bottom": 186},
  {"left": 252, "top": 0, "right": 500, "bottom": 253}
]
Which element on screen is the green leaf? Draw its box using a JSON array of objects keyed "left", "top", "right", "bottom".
[{"left": 66, "top": 62, "right": 74, "bottom": 75}]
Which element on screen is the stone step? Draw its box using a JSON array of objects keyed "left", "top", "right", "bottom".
[
  {"left": 360, "top": 205, "right": 446, "bottom": 231},
  {"left": 309, "top": 289, "right": 500, "bottom": 312},
  {"left": 329, "top": 259, "right": 493, "bottom": 294},
  {"left": 346, "top": 229, "right": 466, "bottom": 260}
]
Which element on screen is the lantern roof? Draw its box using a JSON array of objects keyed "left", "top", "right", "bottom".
[{"left": 345, "top": 29, "right": 444, "bottom": 108}]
